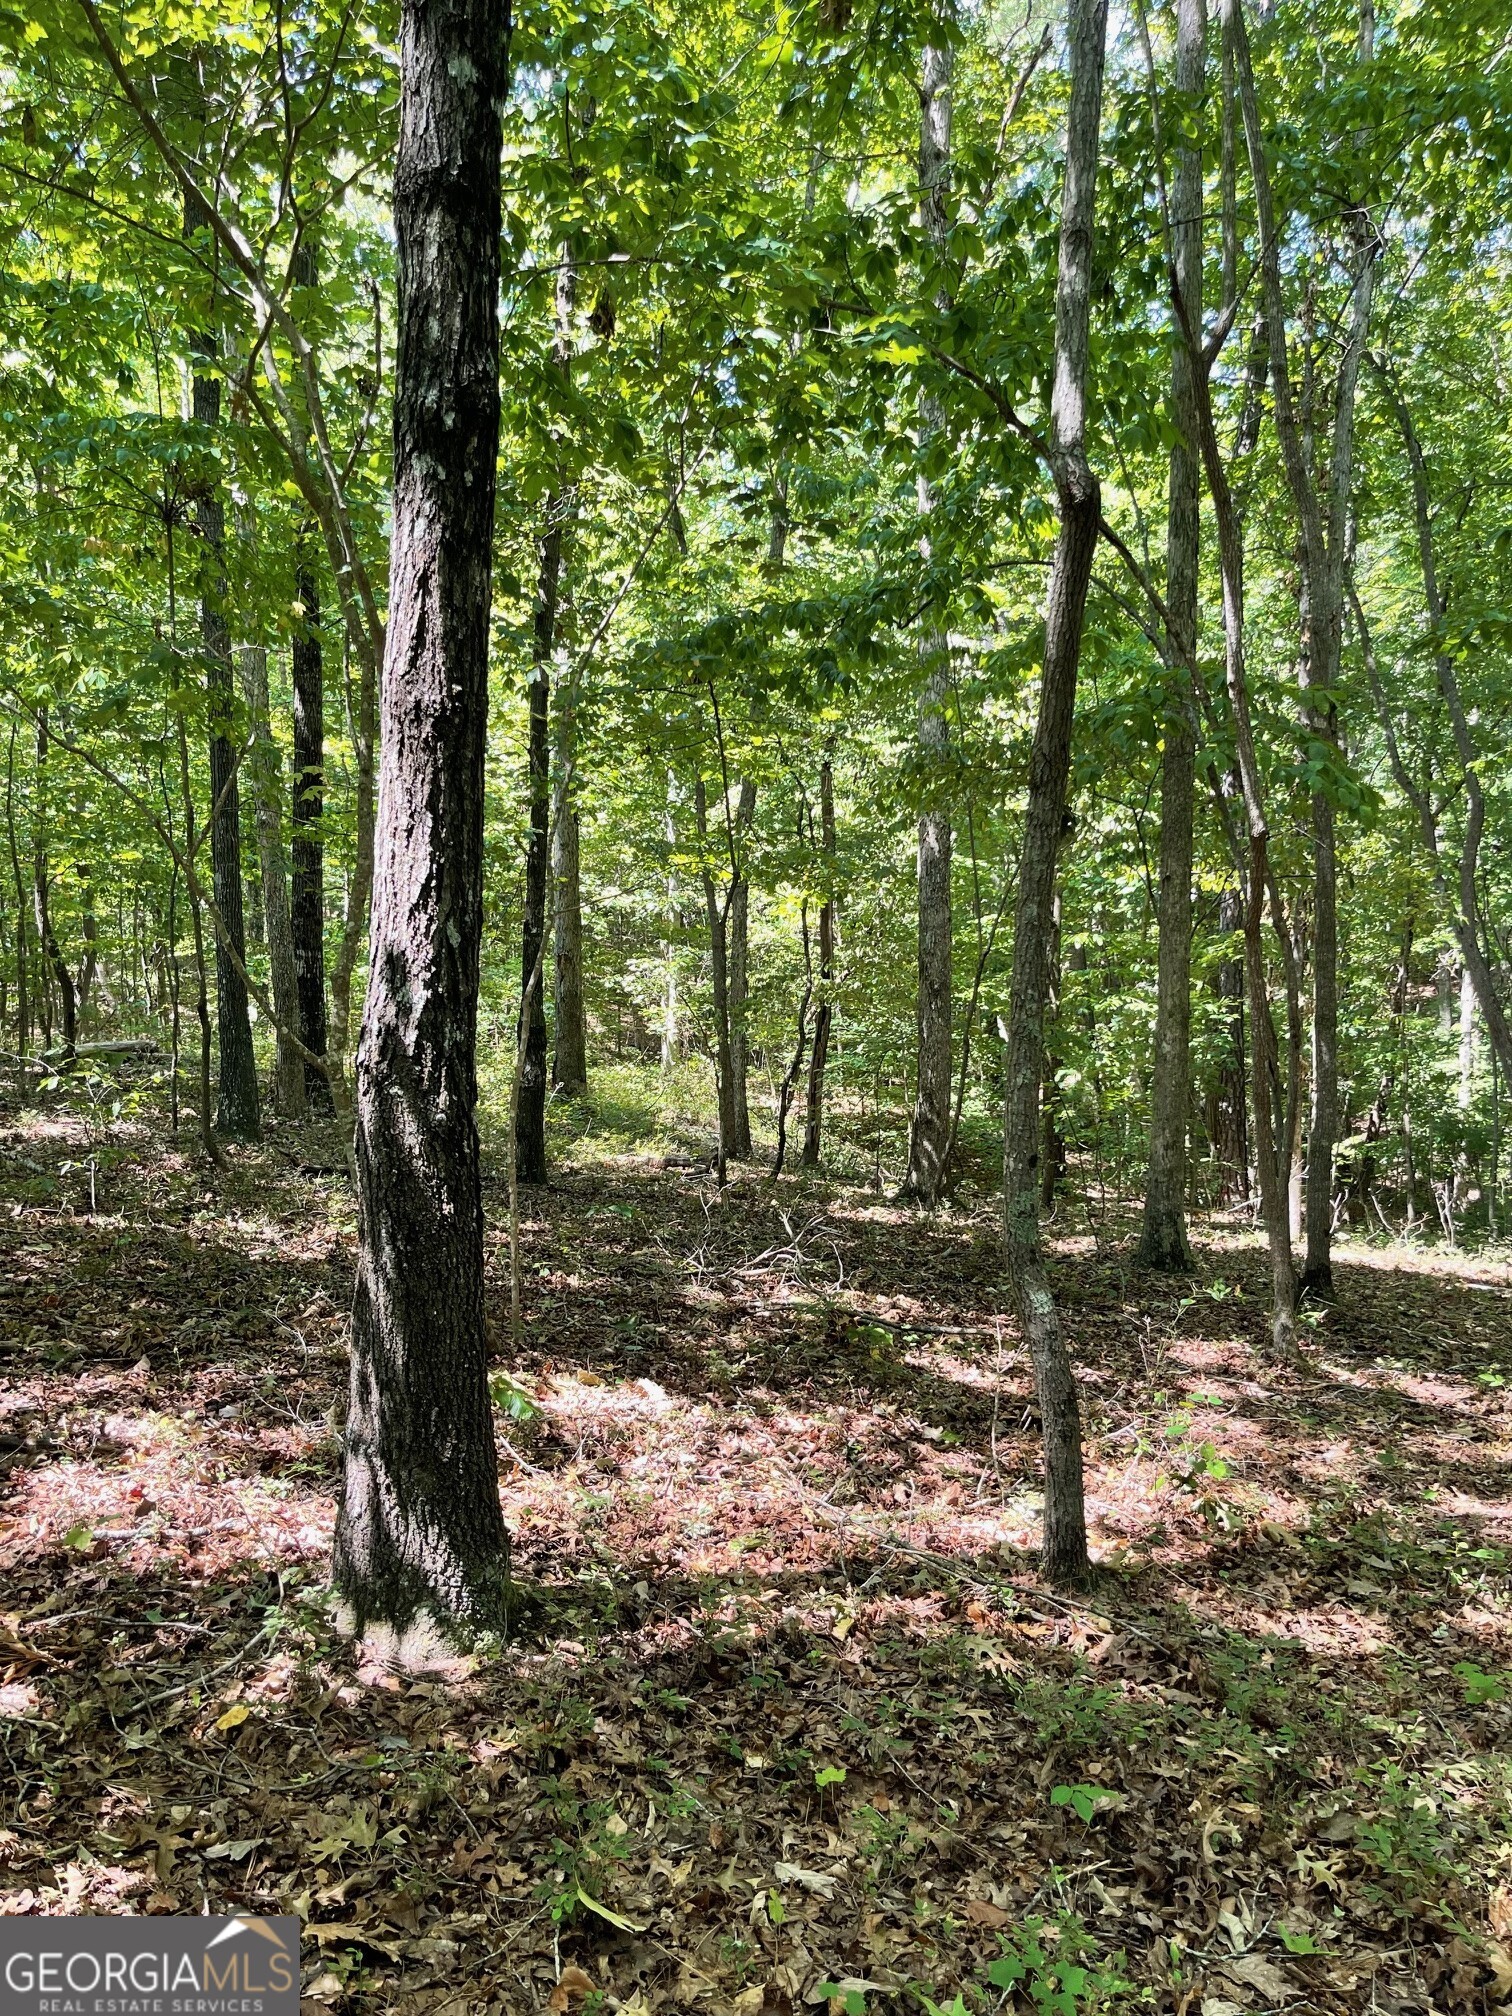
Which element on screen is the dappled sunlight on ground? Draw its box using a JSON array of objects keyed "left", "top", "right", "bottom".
[{"left": 3, "top": 1105, "right": 1512, "bottom": 2012}]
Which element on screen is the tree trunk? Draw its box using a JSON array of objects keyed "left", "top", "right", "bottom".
[
  {"left": 802, "top": 756, "right": 836, "bottom": 1168},
  {"left": 31, "top": 714, "right": 77, "bottom": 1063},
  {"left": 696, "top": 774, "right": 737, "bottom": 1176},
  {"left": 1137, "top": 0, "right": 1205, "bottom": 1272},
  {"left": 516, "top": 498, "right": 560, "bottom": 1187},
  {"left": 728, "top": 777, "right": 757, "bottom": 1158},
  {"left": 1001, "top": 0, "right": 1108, "bottom": 1589},
  {"left": 661, "top": 782, "right": 679, "bottom": 1071},
  {"left": 4, "top": 722, "right": 30, "bottom": 1062},
  {"left": 551, "top": 682, "right": 588, "bottom": 1097},
  {"left": 237, "top": 629, "right": 305, "bottom": 1117},
  {"left": 1230, "top": 0, "right": 1377, "bottom": 1300},
  {"left": 902, "top": 29, "right": 955, "bottom": 1207},
  {"left": 292, "top": 545, "right": 332, "bottom": 1112},
  {"left": 1210, "top": 884, "right": 1249, "bottom": 1199},
  {"left": 334, "top": 0, "right": 511, "bottom": 1641},
  {"left": 187, "top": 240, "right": 260, "bottom": 1141},
  {"left": 1040, "top": 891, "right": 1066, "bottom": 1210}
]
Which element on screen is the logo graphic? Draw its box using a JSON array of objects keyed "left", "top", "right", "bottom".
[{"left": 0, "top": 1913, "right": 300, "bottom": 2014}]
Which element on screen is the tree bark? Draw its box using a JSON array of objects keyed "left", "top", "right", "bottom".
[
  {"left": 551, "top": 674, "right": 588, "bottom": 1097},
  {"left": 802, "top": 756, "right": 836, "bottom": 1168},
  {"left": 292, "top": 545, "right": 331, "bottom": 1112},
  {"left": 4, "top": 722, "right": 30, "bottom": 1062},
  {"left": 1001, "top": 0, "right": 1108, "bottom": 1588},
  {"left": 187, "top": 238, "right": 260, "bottom": 1141},
  {"left": 516, "top": 493, "right": 562, "bottom": 1186},
  {"left": 1138, "top": 0, "right": 1205, "bottom": 1272},
  {"left": 902, "top": 28, "right": 955, "bottom": 1207},
  {"left": 728, "top": 777, "right": 757, "bottom": 1158},
  {"left": 237, "top": 627, "right": 304, "bottom": 1117},
  {"left": 696, "top": 774, "right": 737, "bottom": 1175},
  {"left": 1209, "top": 883, "right": 1250, "bottom": 1199},
  {"left": 334, "top": 0, "right": 512, "bottom": 1640},
  {"left": 31, "top": 714, "right": 77, "bottom": 1063}
]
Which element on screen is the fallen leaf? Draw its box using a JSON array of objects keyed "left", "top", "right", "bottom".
[
  {"left": 964, "top": 1899, "right": 1011, "bottom": 1928},
  {"left": 576, "top": 1888, "right": 643, "bottom": 1932},
  {"left": 214, "top": 1703, "right": 250, "bottom": 1731},
  {"left": 1226, "top": 1953, "right": 1297, "bottom": 2000},
  {"left": 547, "top": 1963, "right": 595, "bottom": 2012},
  {"left": 773, "top": 1862, "right": 838, "bottom": 1898}
]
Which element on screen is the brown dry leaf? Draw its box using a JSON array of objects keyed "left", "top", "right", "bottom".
[
  {"left": 1225, "top": 1953, "right": 1296, "bottom": 2001},
  {"left": 547, "top": 1963, "right": 596, "bottom": 2012},
  {"left": 964, "top": 1899, "right": 1011, "bottom": 1928}
]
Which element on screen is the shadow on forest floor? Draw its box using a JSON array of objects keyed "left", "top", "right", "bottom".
[{"left": 3, "top": 1098, "right": 1512, "bottom": 2015}]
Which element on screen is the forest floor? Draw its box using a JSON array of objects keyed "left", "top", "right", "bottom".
[{"left": 3, "top": 1081, "right": 1512, "bottom": 2016}]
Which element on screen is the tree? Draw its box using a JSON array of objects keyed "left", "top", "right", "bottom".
[
  {"left": 188, "top": 193, "right": 260, "bottom": 1142},
  {"left": 901, "top": 21, "right": 955, "bottom": 1208},
  {"left": 291, "top": 543, "right": 331, "bottom": 1112},
  {"left": 1001, "top": 0, "right": 1110, "bottom": 1587},
  {"left": 1137, "top": 0, "right": 1204, "bottom": 1273},
  {"left": 334, "top": 0, "right": 511, "bottom": 1638}
]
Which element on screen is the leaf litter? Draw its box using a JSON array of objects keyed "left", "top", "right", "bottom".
[{"left": 2, "top": 1112, "right": 1512, "bottom": 2014}]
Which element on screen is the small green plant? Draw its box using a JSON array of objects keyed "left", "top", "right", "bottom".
[
  {"left": 1051, "top": 1783, "right": 1108, "bottom": 1823},
  {"left": 489, "top": 1371, "right": 541, "bottom": 1423},
  {"left": 1454, "top": 1661, "right": 1508, "bottom": 1705},
  {"left": 815, "top": 1764, "right": 848, "bottom": 1789},
  {"left": 815, "top": 1988, "right": 868, "bottom": 2016},
  {"left": 1277, "top": 1925, "right": 1320, "bottom": 1955}
]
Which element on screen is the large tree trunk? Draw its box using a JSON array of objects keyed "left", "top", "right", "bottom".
[
  {"left": 728, "top": 777, "right": 757, "bottom": 1158},
  {"left": 802, "top": 756, "right": 836, "bottom": 1169},
  {"left": 516, "top": 497, "right": 561, "bottom": 1187},
  {"left": 551, "top": 676, "right": 588, "bottom": 1097},
  {"left": 902, "top": 29, "right": 955, "bottom": 1208},
  {"left": 186, "top": 237, "right": 260, "bottom": 1141},
  {"left": 237, "top": 628, "right": 304, "bottom": 1117},
  {"left": 1138, "top": 0, "right": 1205, "bottom": 1272},
  {"left": 292, "top": 547, "right": 331, "bottom": 1111},
  {"left": 1001, "top": 0, "right": 1108, "bottom": 1588},
  {"left": 334, "top": 0, "right": 511, "bottom": 1640}
]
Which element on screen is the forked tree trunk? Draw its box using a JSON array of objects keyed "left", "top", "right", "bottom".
[
  {"left": 1138, "top": 0, "right": 1204, "bottom": 1272},
  {"left": 1230, "top": 0, "right": 1377, "bottom": 1299},
  {"left": 335, "top": 0, "right": 512, "bottom": 1639},
  {"left": 292, "top": 546, "right": 332, "bottom": 1111},
  {"left": 1001, "top": 0, "right": 1108, "bottom": 1588},
  {"left": 902, "top": 28, "right": 955, "bottom": 1207},
  {"left": 802, "top": 757, "right": 836, "bottom": 1169}
]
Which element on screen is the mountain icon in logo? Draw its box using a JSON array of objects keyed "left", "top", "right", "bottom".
[{"left": 204, "top": 1916, "right": 292, "bottom": 1953}]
